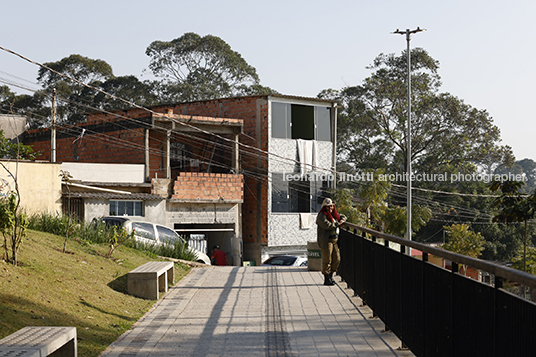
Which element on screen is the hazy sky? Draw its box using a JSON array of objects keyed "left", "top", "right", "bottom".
[{"left": 2, "top": 0, "right": 534, "bottom": 161}]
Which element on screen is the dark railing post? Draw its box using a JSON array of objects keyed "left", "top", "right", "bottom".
[
  {"left": 494, "top": 276, "right": 503, "bottom": 357},
  {"left": 451, "top": 261, "right": 458, "bottom": 355},
  {"left": 422, "top": 252, "right": 428, "bottom": 354}
]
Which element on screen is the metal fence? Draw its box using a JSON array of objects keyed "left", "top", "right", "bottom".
[{"left": 339, "top": 223, "right": 536, "bottom": 357}]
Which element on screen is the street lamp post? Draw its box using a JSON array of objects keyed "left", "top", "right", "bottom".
[{"left": 392, "top": 27, "right": 425, "bottom": 250}]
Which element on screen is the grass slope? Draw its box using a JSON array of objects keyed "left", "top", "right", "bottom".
[{"left": 0, "top": 229, "right": 191, "bottom": 356}]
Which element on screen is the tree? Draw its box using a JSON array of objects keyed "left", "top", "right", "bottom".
[
  {"left": 495, "top": 158, "right": 536, "bottom": 194},
  {"left": 36, "top": 54, "right": 114, "bottom": 124},
  {"left": 326, "top": 49, "right": 513, "bottom": 175},
  {"left": 330, "top": 188, "right": 367, "bottom": 225},
  {"left": 441, "top": 223, "right": 485, "bottom": 275},
  {"left": 337, "top": 168, "right": 432, "bottom": 236},
  {"left": 92, "top": 75, "right": 159, "bottom": 110},
  {"left": 0, "top": 130, "right": 36, "bottom": 265},
  {"left": 146, "top": 32, "right": 261, "bottom": 102},
  {"left": 37, "top": 54, "right": 113, "bottom": 89},
  {"left": 490, "top": 180, "right": 536, "bottom": 273},
  {"left": 382, "top": 204, "right": 432, "bottom": 238},
  {"left": 442, "top": 223, "right": 485, "bottom": 258}
]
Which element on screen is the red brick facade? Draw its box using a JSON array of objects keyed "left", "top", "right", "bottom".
[
  {"left": 172, "top": 172, "right": 244, "bottom": 201},
  {"left": 23, "top": 96, "right": 277, "bottom": 252},
  {"left": 168, "top": 97, "right": 270, "bottom": 245}
]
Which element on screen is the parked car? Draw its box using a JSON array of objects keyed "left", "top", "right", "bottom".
[
  {"left": 98, "top": 216, "right": 211, "bottom": 265},
  {"left": 262, "top": 255, "right": 307, "bottom": 267}
]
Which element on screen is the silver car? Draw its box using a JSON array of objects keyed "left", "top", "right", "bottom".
[
  {"left": 262, "top": 255, "right": 307, "bottom": 267},
  {"left": 100, "top": 216, "right": 211, "bottom": 265}
]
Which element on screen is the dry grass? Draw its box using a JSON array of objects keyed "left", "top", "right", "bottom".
[{"left": 0, "top": 229, "right": 191, "bottom": 356}]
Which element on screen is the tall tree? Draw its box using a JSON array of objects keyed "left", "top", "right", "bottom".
[
  {"left": 36, "top": 54, "right": 114, "bottom": 124},
  {"left": 92, "top": 75, "right": 159, "bottom": 111},
  {"left": 146, "top": 32, "right": 261, "bottom": 101},
  {"left": 325, "top": 49, "right": 514, "bottom": 176}
]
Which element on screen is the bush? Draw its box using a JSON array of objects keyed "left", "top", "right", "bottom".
[{"left": 28, "top": 213, "right": 199, "bottom": 262}]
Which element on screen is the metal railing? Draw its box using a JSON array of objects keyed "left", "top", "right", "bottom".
[{"left": 339, "top": 223, "right": 536, "bottom": 357}]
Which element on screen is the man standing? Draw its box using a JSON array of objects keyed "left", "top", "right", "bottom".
[{"left": 316, "top": 198, "right": 346, "bottom": 285}]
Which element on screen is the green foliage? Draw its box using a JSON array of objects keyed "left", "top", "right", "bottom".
[
  {"left": 28, "top": 213, "right": 198, "bottom": 262},
  {"left": 34, "top": 54, "right": 114, "bottom": 125},
  {"left": 330, "top": 188, "right": 367, "bottom": 225},
  {"left": 132, "top": 239, "right": 197, "bottom": 262},
  {"left": 106, "top": 225, "right": 134, "bottom": 258},
  {"left": 511, "top": 246, "right": 536, "bottom": 275},
  {"left": 146, "top": 32, "right": 260, "bottom": 102},
  {"left": 0, "top": 130, "right": 37, "bottom": 160},
  {"left": 37, "top": 54, "right": 113, "bottom": 89},
  {"left": 0, "top": 192, "right": 28, "bottom": 265},
  {"left": 442, "top": 224, "right": 485, "bottom": 258},
  {"left": 354, "top": 169, "right": 391, "bottom": 226},
  {"left": 328, "top": 48, "right": 513, "bottom": 175},
  {"left": 382, "top": 204, "right": 432, "bottom": 238},
  {"left": 490, "top": 180, "right": 536, "bottom": 272}
]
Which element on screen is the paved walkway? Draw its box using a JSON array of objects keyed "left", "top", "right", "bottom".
[{"left": 100, "top": 266, "right": 414, "bottom": 357}]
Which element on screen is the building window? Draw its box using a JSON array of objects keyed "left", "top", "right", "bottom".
[
  {"left": 271, "top": 173, "right": 330, "bottom": 213},
  {"left": 272, "top": 173, "right": 289, "bottom": 213},
  {"left": 109, "top": 200, "right": 143, "bottom": 216},
  {"left": 271, "top": 102, "right": 332, "bottom": 141}
]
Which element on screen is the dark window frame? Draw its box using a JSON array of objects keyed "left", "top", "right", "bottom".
[{"left": 271, "top": 102, "right": 332, "bottom": 142}]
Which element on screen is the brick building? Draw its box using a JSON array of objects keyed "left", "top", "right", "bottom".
[{"left": 23, "top": 94, "right": 338, "bottom": 265}]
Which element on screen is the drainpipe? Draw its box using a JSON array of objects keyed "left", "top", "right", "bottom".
[
  {"left": 332, "top": 103, "right": 338, "bottom": 189},
  {"left": 145, "top": 128, "right": 150, "bottom": 181},
  {"left": 166, "top": 130, "right": 171, "bottom": 179}
]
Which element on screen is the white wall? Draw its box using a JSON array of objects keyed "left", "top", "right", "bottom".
[
  {"left": 61, "top": 163, "right": 145, "bottom": 183},
  {"left": 0, "top": 161, "right": 62, "bottom": 215}
]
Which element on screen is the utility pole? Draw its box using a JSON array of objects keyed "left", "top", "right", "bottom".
[
  {"left": 392, "top": 27, "right": 425, "bottom": 249},
  {"left": 51, "top": 88, "right": 56, "bottom": 163}
]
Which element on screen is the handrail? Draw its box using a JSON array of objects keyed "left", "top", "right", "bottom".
[{"left": 343, "top": 222, "right": 536, "bottom": 289}]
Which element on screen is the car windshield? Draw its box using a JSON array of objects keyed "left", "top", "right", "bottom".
[
  {"left": 264, "top": 256, "right": 297, "bottom": 266},
  {"left": 101, "top": 217, "right": 129, "bottom": 227}
]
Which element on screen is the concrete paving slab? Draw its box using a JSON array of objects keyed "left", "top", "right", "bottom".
[{"left": 100, "top": 266, "right": 414, "bottom": 357}]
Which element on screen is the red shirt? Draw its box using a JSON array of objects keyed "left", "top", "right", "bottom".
[{"left": 212, "top": 250, "right": 227, "bottom": 266}]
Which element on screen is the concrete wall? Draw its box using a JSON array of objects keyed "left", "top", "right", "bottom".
[
  {"left": 62, "top": 163, "right": 145, "bottom": 183},
  {"left": 266, "top": 139, "right": 334, "bottom": 255},
  {"left": 166, "top": 202, "right": 239, "bottom": 226},
  {"left": 83, "top": 198, "right": 166, "bottom": 225},
  {"left": 83, "top": 198, "right": 109, "bottom": 222},
  {"left": 0, "top": 160, "right": 61, "bottom": 216},
  {"left": 0, "top": 115, "right": 27, "bottom": 140}
]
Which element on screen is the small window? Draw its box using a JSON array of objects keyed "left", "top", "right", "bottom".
[
  {"left": 289, "top": 178, "right": 311, "bottom": 213},
  {"left": 109, "top": 200, "right": 143, "bottom": 216},
  {"left": 315, "top": 106, "right": 332, "bottom": 141},
  {"left": 272, "top": 102, "right": 290, "bottom": 139},
  {"left": 272, "top": 173, "right": 289, "bottom": 213},
  {"left": 271, "top": 102, "right": 332, "bottom": 141},
  {"left": 291, "top": 105, "right": 314, "bottom": 140}
]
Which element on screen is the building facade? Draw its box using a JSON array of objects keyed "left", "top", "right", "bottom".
[
  {"left": 24, "top": 110, "right": 244, "bottom": 265},
  {"left": 22, "top": 94, "right": 338, "bottom": 265},
  {"left": 162, "top": 95, "right": 338, "bottom": 263}
]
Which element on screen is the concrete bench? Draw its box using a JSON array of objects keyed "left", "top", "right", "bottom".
[
  {"left": 128, "top": 261, "right": 175, "bottom": 300},
  {"left": 0, "top": 326, "right": 77, "bottom": 357}
]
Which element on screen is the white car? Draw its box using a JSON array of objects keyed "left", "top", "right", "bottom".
[
  {"left": 99, "top": 216, "right": 211, "bottom": 265},
  {"left": 262, "top": 255, "right": 308, "bottom": 267}
]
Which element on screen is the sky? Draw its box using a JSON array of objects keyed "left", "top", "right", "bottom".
[{"left": 1, "top": 0, "right": 535, "bottom": 162}]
